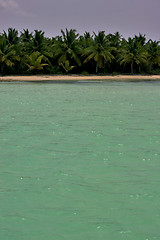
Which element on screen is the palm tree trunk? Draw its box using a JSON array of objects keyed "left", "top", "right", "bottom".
[
  {"left": 96, "top": 63, "right": 98, "bottom": 73},
  {"left": 149, "top": 61, "right": 152, "bottom": 73},
  {"left": 138, "top": 65, "right": 141, "bottom": 73},
  {"left": 0, "top": 64, "right": 4, "bottom": 75},
  {"left": 131, "top": 61, "right": 134, "bottom": 74}
]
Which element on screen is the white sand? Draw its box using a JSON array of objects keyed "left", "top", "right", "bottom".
[{"left": 1, "top": 75, "right": 160, "bottom": 82}]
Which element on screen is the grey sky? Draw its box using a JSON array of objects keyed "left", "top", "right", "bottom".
[{"left": 0, "top": 0, "right": 159, "bottom": 40}]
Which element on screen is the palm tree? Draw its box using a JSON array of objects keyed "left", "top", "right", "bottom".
[
  {"left": 118, "top": 37, "right": 147, "bottom": 74},
  {"left": 79, "top": 32, "right": 93, "bottom": 49},
  {"left": 3, "top": 28, "right": 19, "bottom": 45},
  {"left": 0, "top": 38, "right": 20, "bottom": 74},
  {"left": 134, "top": 33, "right": 146, "bottom": 46},
  {"left": 20, "top": 29, "right": 33, "bottom": 43},
  {"left": 53, "top": 29, "right": 81, "bottom": 71},
  {"left": 28, "top": 30, "right": 53, "bottom": 67},
  {"left": 106, "top": 32, "right": 122, "bottom": 48},
  {"left": 83, "top": 31, "right": 115, "bottom": 73},
  {"left": 25, "top": 51, "right": 48, "bottom": 73},
  {"left": 31, "top": 30, "right": 45, "bottom": 52},
  {"left": 106, "top": 32, "right": 122, "bottom": 72},
  {"left": 146, "top": 40, "right": 160, "bottom": 73}
]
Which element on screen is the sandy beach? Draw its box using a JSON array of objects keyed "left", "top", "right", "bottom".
[{"left": 1, "top": 75, "right": 160, "bottom": 82}]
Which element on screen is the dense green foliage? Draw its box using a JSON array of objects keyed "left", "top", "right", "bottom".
[{"left": 0, "top": 28, "right": 160, "bottom": 75}]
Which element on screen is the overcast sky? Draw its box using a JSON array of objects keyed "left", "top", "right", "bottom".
[{"left": 0, "top": 0, "right": 159, "bottom": 40}]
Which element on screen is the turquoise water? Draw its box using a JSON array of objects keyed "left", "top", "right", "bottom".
[{"left": 0, "top": 81, "right": 160, "bottom": 240}]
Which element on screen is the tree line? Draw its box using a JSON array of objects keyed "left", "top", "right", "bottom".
[{"left": 0, "top": 28, "right": 160, "bottom": 75}]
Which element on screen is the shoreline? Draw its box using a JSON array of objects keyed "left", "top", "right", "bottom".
[{"left": 1, "top": 75, "right": 160, "bottom": 82}]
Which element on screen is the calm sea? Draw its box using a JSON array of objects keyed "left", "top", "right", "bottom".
[{"left": 0, "top": 81, "right": 160, "bottom": 240}]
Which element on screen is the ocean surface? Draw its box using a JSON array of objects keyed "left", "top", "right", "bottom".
[{"left": 0, "top": 80, "right": 160, "bottom": 240}]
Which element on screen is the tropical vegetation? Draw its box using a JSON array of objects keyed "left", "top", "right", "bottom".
[{"left": 0, "top": 28, "right": 160, "bottom": 75}]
